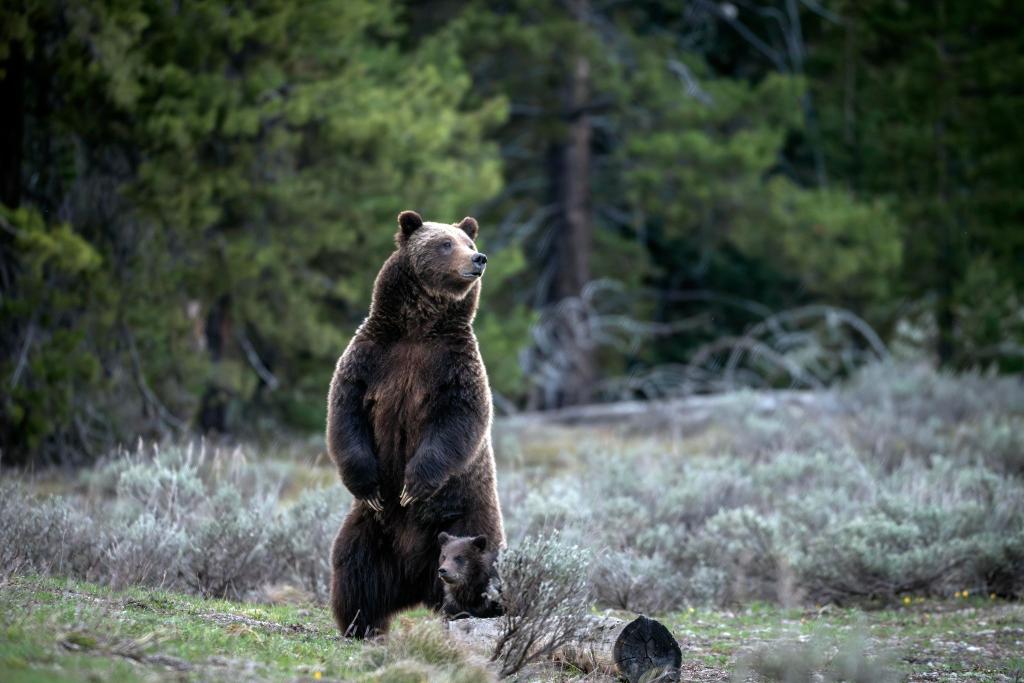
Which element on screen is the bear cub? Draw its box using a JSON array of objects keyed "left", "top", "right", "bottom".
[{"left": 437, "top": 532, "right": 503, "bottom": 619}]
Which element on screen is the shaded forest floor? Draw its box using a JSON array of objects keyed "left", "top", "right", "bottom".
[{"left": 2, "top": 575, "right": 1023, "bottom": 682}]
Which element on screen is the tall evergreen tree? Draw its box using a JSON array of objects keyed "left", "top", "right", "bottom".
[
  {"left": 808, "top": 0, "right": 1024, "bottom": 367},
  {"left": 447, "top": 0, "right": 903, "bottom": 403},
  {"left": 0, "top": 0, "right": 517, "bottom": 463}
]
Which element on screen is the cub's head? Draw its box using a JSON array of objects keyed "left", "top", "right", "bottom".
[
  {"left": 396, "top": 210, "right": 487, "bottom": 299},
  {"left": 437, "top": 532, "right": 490, "bottom": 586}
]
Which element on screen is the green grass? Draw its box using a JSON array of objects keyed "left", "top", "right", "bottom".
[
  {"left": 664, "top": 599, "right": 1024, "bottom": 681},
  {"left": 0, "top": 575, "right": 473, "bottom": 682},
  {"left": 4, "top": 575, "right": 1023, "bottom": 682}
]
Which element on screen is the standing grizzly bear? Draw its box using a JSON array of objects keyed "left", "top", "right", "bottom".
[{"left": 326, "top": 210, "right": 505, "bottom": 637}]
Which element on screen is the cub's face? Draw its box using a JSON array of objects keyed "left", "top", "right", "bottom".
[
  {"left": 396, "top": 211, "right": 487, "bottom": 299},
  {"left": 437, "top": 532, "right": 488, "bottom": 586}
]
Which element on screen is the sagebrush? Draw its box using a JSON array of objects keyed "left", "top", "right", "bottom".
[
  {"left": 489, "top": 532, "right": 591, "bottom": 676},
  {"left": 1, "top": 443, "right": 346, "bottom": 601},
  {"left": 2, "top": 363, "right": 1023, "bottom": 613},
  {"left": 502, "top": 363, "right": 1024, "bottom": 609}
]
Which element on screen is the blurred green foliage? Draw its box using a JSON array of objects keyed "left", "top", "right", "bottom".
[
  {"left": 810, "top": 0, "right": 1024, "bottom": 367},
  {"left": 0, "top": 0, "right": 518, "bottom": 462},
  {"left": 1, "top": 1, "right": 1021, "bottom": 464}
]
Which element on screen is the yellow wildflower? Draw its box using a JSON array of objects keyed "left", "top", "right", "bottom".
[{"left": 314, "top": 672, "right": 322, "bottom": 680}]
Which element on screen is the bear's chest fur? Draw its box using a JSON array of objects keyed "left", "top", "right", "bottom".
[{"left": 365, "top": 340, "right": 440, "bottom": 490}]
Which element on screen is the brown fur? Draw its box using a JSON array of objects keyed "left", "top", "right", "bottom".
[
  {"left": 438, "top": 532, "right": 503, "bottom": 619},
  {"left": 326, "top": 210, "right": 504, "bottom": 637}
]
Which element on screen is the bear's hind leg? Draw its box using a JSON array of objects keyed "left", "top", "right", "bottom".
[{"left": 330, "top": 510, "right": 403, "bottom": 637}]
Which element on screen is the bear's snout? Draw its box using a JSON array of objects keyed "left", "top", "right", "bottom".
[{"left": 461, "top": 251, "right": 488, "bottom": 280}]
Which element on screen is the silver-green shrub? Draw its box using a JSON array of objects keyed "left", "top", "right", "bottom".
[
  {"left": 184, "top": 488, "right": 275, "bottom": 599},
  {"left": 2, "top": 443, "right": 349, "bottom": 602},
  {"left": 267, "top": 484, "right": 347, "bottom": 602},
  {"left": 685, "top": 508, "right": 785, "bottom": 604},
  {"left": 500, "top": 363, "right": 1024, "bottom": 609},
  {"left": 491, "top": 532, "right": 591, "bottom": 676},
  {"left": 590, "top": 550, "right": 687, "bottom": 613},
  {"left": 104, "top": 511, "right": 187, "bottom": 589},
  {"left": 3, "top": 362, "right": 1022, "bottom": 611},
  {"left": 0, "top": 481, "right": 104, "bottom": 580}
]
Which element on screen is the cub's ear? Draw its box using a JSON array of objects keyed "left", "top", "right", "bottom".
[
  {"left": 471, "top": 535, "right": 488, "bottom": 552},
  {"left": 456, "top": 216, "right": 479, "bottom": 240},
  {"left": 397, "top": 210, "right": 424, "bottom": 243},
  {"left": 438, "top": 532, "right": 452, "bottom": 546}
]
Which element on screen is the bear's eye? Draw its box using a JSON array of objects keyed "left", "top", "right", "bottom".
[
  {"left": 440, "top": 555, "right": 446, "bottom": 562},
  {"left": 455, "top": 557, "right": 465, "bottom": 566},
  {"left": 441, "top": 240, "right": 453, "bottom": 251}
]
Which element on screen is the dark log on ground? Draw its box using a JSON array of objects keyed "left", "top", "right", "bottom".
[{"left": 445, "top": 613, "right": 681, "bottom": 681}]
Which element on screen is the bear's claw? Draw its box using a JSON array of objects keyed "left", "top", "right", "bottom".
[
  {"left": 399, "top": 485, "right": 416, "bottom": 507},
  {"left": 365, "top": 494, "right": 384, "bottom": 512}
]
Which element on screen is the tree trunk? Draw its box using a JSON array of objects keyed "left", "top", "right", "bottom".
[
  {"left": 556, "top": 35, "right": 592, "bottom": 304},
  {"left": 445, "top": 614, "right": 682, "bottom": 682},
  {"left": 538, "top": 0, "right": 595, "bottom": 408},
  {"left": 934, "top": 0, "right": 961, "bottom": 367},
  {"left": 0, "top": 39, "right": 25, "bottom": 299},
  {"left": 198, "top": 296, "right": 231, "bottom": 434},
  {"left": 0, "top": 41, "right": 24, "bottom": 209}
]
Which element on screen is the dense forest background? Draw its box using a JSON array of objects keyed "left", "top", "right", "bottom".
[{"left": 2, "top": 0, "right": 1022, "bottom": 465}]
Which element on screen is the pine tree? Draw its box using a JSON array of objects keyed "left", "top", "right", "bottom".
[
  {"left": 808, "top": 0, "right": 1024, "bottom": 367},
  {"left": 0, "top": 0, "right": 514, "bottom": 462}
]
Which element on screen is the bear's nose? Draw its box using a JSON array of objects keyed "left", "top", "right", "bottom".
[
  {"left": 472, "top": 252, "right": 488, "bottom": 266},
  {"left": 438, "top": 567, "right": 448, "bottom": 576}
]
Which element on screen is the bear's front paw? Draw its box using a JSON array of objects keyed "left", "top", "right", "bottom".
[
  {"left": 400, "top": 452, "right": 448, "bottom": 507},
  {"left": 362, "top": 490, "right": 384, "bottom": 513},
  {"left": 399, "top": 474, "right": 444, "bottom": 507},
  {"left": 399, "top": 481, "right": 427, "bottom": 507}
]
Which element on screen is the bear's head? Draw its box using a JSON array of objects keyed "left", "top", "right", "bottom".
[
  {"left": 395, "top": 210, "right": 487, "bottom": 300},
  {"left": 437, "top": 532, "right": 490, "bottom": 586}
]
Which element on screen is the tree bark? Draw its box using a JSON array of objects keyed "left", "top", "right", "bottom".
[
  {"left": 556, "top": 37, "right": 592, "bottom": 304},
  {"left": 934, "top": 0, "right": 960, "bottom": 367},
  {"left": 198, "top": 295, "right": 232, "bottom": 434},
  {"left": 540, "top": 0, "right": 596, "bottom": 408},
  {"left": 0, "top": 39, "right": 25, "bottom": 299},
  {"left": 445, "top": 614, "right": 682, "bottom": 682},
  {"left": 0, "top": 41, "right": 24, "bottom": 209}
]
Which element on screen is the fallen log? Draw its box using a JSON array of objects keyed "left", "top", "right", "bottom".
[{"left": 444, "top": 613, "right": 682, "bottom": 681}]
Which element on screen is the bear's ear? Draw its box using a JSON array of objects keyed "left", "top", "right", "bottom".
[
  {"left": 471, "top": 535, "right": 488, "bottom": 552},
  {"left": 397, "top": 210, "right": 424, "bottom": 243},
  {"left": 456, "top": 216, "right": 479, "bottom": 240},
  {"left": 438, "top": 532, "right": 452, "bottom": 546}
]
